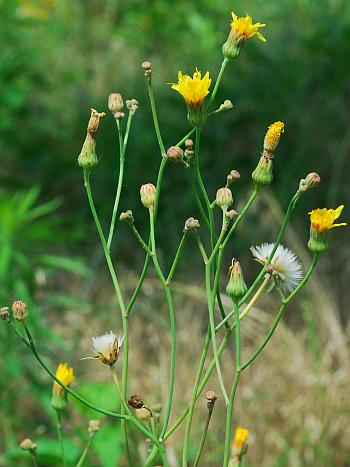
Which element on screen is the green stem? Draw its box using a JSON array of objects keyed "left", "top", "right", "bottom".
[
  {"left": 149, "top": 209, "right": 176, "bottom": 442},
  {"left": 176, "top": 128, "right": 195, "bottom": 147},
  {"left": 107, "top": 114, "right": 132, "bottom": 250},
  {"left": 147, "top": 78, "right": 166, "bottom": 155},
  {"left": 241, "top": 254, "right": 319, "bottom": 370},
  {"left": 207, "top": 58, "right": 229, "bottom": 111},
  {"left": 55, "top": 410, "right": 67, "bottom": 467},
  {"left": 166, "top": 233, "right": 187, "bottom": 284},
  {"left": 129, "top": 222, "right": 153, "bottom": 255},
  {"left": 223, "top": 301, "right": 241, "bottom": 467},
  {"left": 193, "top": 231, "right": 209, "bottom": 264},
  {"left": 193, "top": 392, "right": 215, "bottom": 467},
  {"left": 182, "top": 329, "right": 211, "bottom": 466},
  {"left": 186, "top": 168, "right": 210, "bottom": 227},
  {"left": 121, "top": 316, "right": 133, "bottom": 467},
  {"left": 75, "top": 434, "right": 94, "bottom": 467},
  {"left": 30, "top": 451, "right": 39, "bottom": 467}
]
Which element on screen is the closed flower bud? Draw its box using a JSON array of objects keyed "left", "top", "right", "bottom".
[
  {"left": 119, "top": 210, "right": 134, "bottom": 223},
  {"left": 226, "top": 260, "right": 247, "bottom": 300},
  {"left": 184, "top": 217, "right": 200, "bottom": 232},
  {"left": 108, "top": 93, "right": 124, "bottom": 116},
  {"left": 88, "top": 419, "right": 101, "bottom": 434},
  {"left": 0, "top": 307, "right": 9, "bottom": 320},
  {"left": 140, "top": 183, "right": 156, "bottom": 209},
  {"left": 167, "top": 146, "right": 184, "bottom": 163},
  {"left": 20, "top": 438, "right": 37, "bottom": 452},
  {"left": 126, "top": 99, "right": 139, "bottom": 115},
  {"left": 12, "top": 300, "right": 28, "bottom": 321},
  {"left": 185, "top": 139, "right": 194, "bottom": 148},
  {"left": 78, "top": 133, "right": 98, "bottom": 169},
  {"left": 128, "top": 394, "right": 144, "bottom": 409},
  {"left": 216, "top": 187, "right": 233, "bottom": 209},
  {"left": 142, "top": 61, "right": 153, "bottom": 77},
  {"left": 299, "top": 172, "right": 321, "bottom": 192},
  {"left": 205, "top": 390, "right": 217, "bottom": 402},
  {"left": 227, "top": 170, "right": 240, "bottom": 185},
  {"left": 219, "top": 99, "right": 234, "bottom": 111},
  {"left": 135, "top": 407, "right": 152, "bottom": 421},
  {"left": 252, "top": 153, "right": 273, "bottom": 186}
]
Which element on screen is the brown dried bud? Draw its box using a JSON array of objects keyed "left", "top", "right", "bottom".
[
  {"left": 12, "top": 300, "right": 28, "bottom": 321},
  {"left": 216, "top": 187, "right": 233, "bottom": 209},
  {"left": 185, "top": 139, "right": 194, "bottom": 148},
  {"left": 119, "top": 210, "right": 134, "bottom": 223},
  {"left": 184, "top": 217, "right": 200, "bottom": 232},
  {"left": 87, "top": 108, "right": 105, "bottom": 136},
  {"left": 205, "top": 390, "right": 217, "bottom": 402},
  {"left": 108, "top": 93, "right": 124, "bottom": 116},
  {"left": 142, "top": 61, "right": 153, "bottom": 77},
  {"left": 126, "top": 99, "right": 139, "bottom": 115},
  {"left": 227, "top": 170, "right": 241, "bottom": 185},
  {"left": 0, "top": 307, "right": 9, "bottom": 320},
  {"left": 140, "top": 183, "right": 156, "bottom": 209},
  {"left": 128, "top": 394, "right": 144, "bottom": 409},
  {"left": 20, "top": 438, "right": 37, "bottom": 452},
  {"left": 166, "top": 146, "right": 184, "bottom": 163},
  {"left": 88, "top": 419, "right": 101, "bottom": 434}
]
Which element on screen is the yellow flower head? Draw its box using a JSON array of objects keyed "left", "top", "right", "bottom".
[
  {"left": 230, "top": 12, "right": 266, "bottom": 43},
  {"left": 309, "top": 205, "right": 347, "bottom": 233},
  {"left": 264, "top": 121, "right": 285, "bottom": 151},
  {"left": 171, "top": 69, "right": 211, "bottom": 107},
  {"left": 54, "top": 362, "right": 74, "bottom": 395},
  {"left": 233, "top": 427, "right": 249, "bottom": 453}
]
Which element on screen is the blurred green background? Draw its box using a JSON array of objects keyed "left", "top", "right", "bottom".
[{"left": 1, "top": 0, "right": 350, "bottom": 465}]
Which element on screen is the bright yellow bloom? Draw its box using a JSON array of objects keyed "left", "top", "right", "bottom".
[
  {"left": 233, "top": 427, "right": 249, "bottom": 452},
  {"left": 53, "top": 362, "right": 75, "bottom": 395},
  {"left": 171, "top": 69, "right": 211, "bottom": 106},
  {"left": 230, "top": 12, "right": 266, "bottom": 43},
  {"left": 264, "top": 121, "right": 285, "bottom": 151},
  {"left": 309, "top": 205, "right": 347, "bottom": 233}
]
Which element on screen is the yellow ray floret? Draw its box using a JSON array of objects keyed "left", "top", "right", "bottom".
[
  {"left": 264, "top": 121, "right": 285, "bottom": 149},
  {"left": 309, "top": 205, "right": 347, "bottom": 232},
  {"left": 171, "top": 69, "right": 212, "bottom": 106},
  {"left": 54, "top": 362, "right": 75, "bottom": 394},
  {"left": 233, "top": 426, "right": 249, "bottom": 451},
  {"left": 231, "top": 11, "right": 266, "bottom": 42}
]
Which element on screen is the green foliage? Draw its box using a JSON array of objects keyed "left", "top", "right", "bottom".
[{"left": 73, "top": 381, "right": 120, "bottom": 419}]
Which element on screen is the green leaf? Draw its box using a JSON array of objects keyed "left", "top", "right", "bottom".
[
  {"left": 93, "top": 423, "right": 123, "bottom": 467},
  {"left": 72, "top": 381, "right": 120, "bottom": 419},
  {"left": 38, "top": 255, "right": 91, "bottom": 277}
]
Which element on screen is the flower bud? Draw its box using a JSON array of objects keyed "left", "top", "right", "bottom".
[
  {"left": 12, "top": 300, "right": 28, "bottom": 321},
  {"left": 226, "top": 260, "right": 247, "bottom": 300},
  {"left": 142, "top": 61, "right": 153, "bottom": 77},
  {"left": 126, "top": 99, "right": 139, "bottom": 115},
  {"left": 88, "top": 419, "right": 101, "bottom": 434},
  {"left": 205, "top": 390, "right": 217, "bottom": 402},
  {"left": 225, "top": 210, "right": 238, "bottom": 223},
  {"left": 219, "top": 99, "right": 234, "bottom": 111},
  {"left": 299, "top": 172, "right": 321, "bottom": 192},
  {"left": 184, "top": 217, "right": 200, "bottom": 232},
  {"left": 140, "top": 183, "right": 156, "bottom": 209},
  {"left": 20, "top": 438, "right": 37, "bottom": 452},
  {"left": 166, "top": 146, "right": 184, "bottom": 163},
  {"left": 108, "top": 93, "right": 124, "bottom": 118},
  {"left": 119, "top": 210, "right": 134, "bottom": 223},
  {"left": 135, "top": 407, "right": 152, "bottom": 421},
  {"left": 0, "top": 307, "right": 9, "bottom": 320},
  {"left": 216, "top": 187, "right": 233, "bottom": 209},
  {"left": 252, "top": 153, "right": 273, "bottom": 186},
  {"left": 227, "top": 170, "right": 240, "bottom": 185},
  {"left": 78, "top": 133, "right": 98, "bottom": 169},
  {"left": 232, "top": 427, "right": 249, "bottom": 458},
  {"left": 128, "top": 394, "right": 144, "bottom": 409},
  {"left": 185, "top": 139, "right": 194, "bottom": 148}
]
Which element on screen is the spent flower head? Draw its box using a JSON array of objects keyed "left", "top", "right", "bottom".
[
  {"left": 250, "top": 243, "right": 303, "bottom": 292},
  {"left": 83, "top": 331, "right": 124, "bottom": 366}
]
